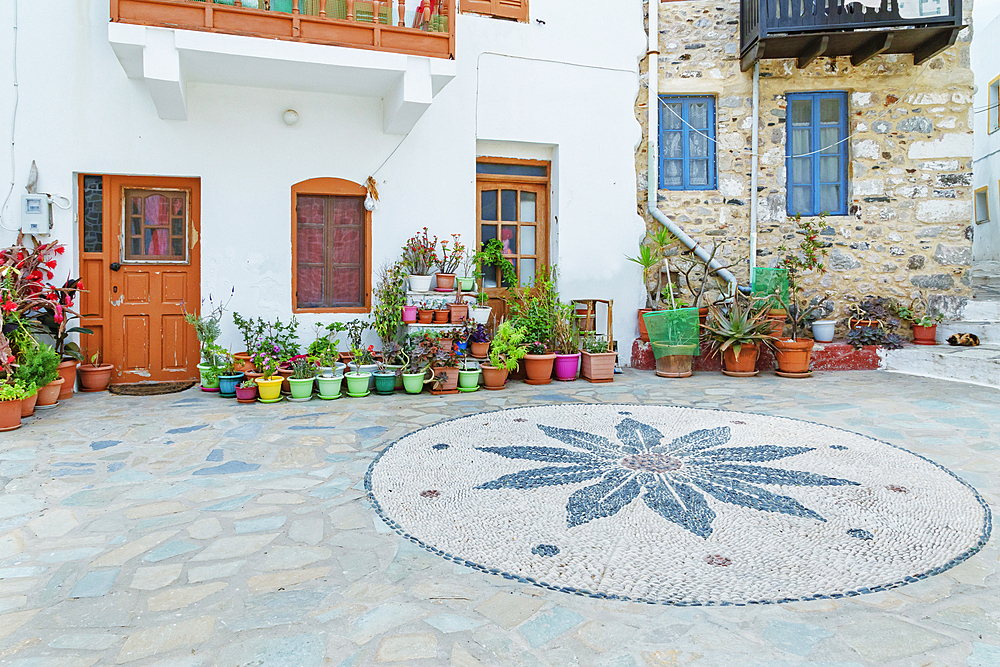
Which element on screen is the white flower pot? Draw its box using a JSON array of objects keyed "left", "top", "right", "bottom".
[
  {"left": 811, "top": 320, "right": 836, "bottom": 343},
  {"left": 408, "top": 275, "right": 433, "bottom": 292},
  {"left": 471, "top": 306, "right": 492, "bottom": 325}
]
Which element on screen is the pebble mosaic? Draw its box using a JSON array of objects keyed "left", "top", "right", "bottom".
[{"left": 367, "top": 404, "right": 992, "bottom": 606}]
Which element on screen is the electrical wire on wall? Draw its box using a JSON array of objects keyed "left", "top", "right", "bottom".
[{"left": 1, "top": 0, "right": 20, "bottom": 232}]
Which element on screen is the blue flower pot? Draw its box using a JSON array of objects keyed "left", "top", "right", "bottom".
[{"left": 218, "top": 373, "right": 245, "bottom": 397}]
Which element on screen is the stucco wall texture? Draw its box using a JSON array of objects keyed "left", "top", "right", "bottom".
[{"left": 636, "top": 0, "right": 976, "bottom": 326}]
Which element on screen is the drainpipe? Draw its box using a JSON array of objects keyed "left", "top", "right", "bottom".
[
  {"left": 749, "top": 61, "right": 760, "bottom": 281},
  {"left": 646, "top": 0, "right": 737, "bottom": 292}
]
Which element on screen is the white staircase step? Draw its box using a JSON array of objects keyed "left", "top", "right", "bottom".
[
  {"left": 935, "top": 321, "right": 1000, "bottom": 343},
  {"left": 961, "top": 299, "right": 1000, "bottom": 321},
  {"left": 882, "top": 343, "right": 1000, "bottom": 389}
]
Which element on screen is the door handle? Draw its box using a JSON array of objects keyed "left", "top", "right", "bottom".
[{"left": 110, "top": 262, "right": 121, "bottom": 272}]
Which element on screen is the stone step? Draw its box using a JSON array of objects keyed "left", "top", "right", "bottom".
[
  {"left": 961, "top": 298, "right": 1000, "bottom": 321},
  {"left": 935, "top": 321, "right": 1000, "bottom": 343},
  {"left": 882, "top": 343, "right": 1000, "bottom": 389}
]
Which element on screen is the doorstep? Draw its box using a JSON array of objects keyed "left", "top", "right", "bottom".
[{"left": 630, "top": 340, "right": 882, "bottom": 372}]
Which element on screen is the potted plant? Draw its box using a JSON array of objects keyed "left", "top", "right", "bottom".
[
  {"left": 469, "top": 239, "right": 517, "bottom": 324},
  {"left": 416, "top": 301, "right": 434, "bottom": 324},
  {"left": 508, "top": 268, "right": 559, "bottom": 385},
  {"left": 458, "top": 248, "right": 477, "bottom": 292},
  {"left": 14, "top": 342, "right": 59, "bottom": 414},
  {"left": 401, "top": 228, "right": 439, "bottom": 293},
  {"left": 184, "top": 293, "right": 231, "bottom": 391},
  {"left": 398, "top": 340, "right": 433, "bottom": 394},
  {"left": 772, "top": 298, "right": 832, "bottom": 376},
  {"left": 232, "top": 312, "right": 266, "bottom": 372},
  {"left": 345, "top": 340, "right": 375, "bottom": 397},
  {"left": 287, "top": 356, "right": 316, "bottom": 401},
  {"left": 626, "top": 226, "right": 678, "bottom": 342},
  {"left": 343, "top": 319, "right": 377, "bottom": 391},
  {"left": 471, "top": 292, "right": 492, "bottom": 325},
  {"left": 432, "top": 299, "right": 450, "bottom": 324},
  {"left": 373, "top": 260, "right": 407, "bottom": 352},
  {"left": 482, "top": 321, "right": 527, "bottom": 390},
  {"left": 466, "top": 322, "right": 491, "bottom": 358},
  {"left": 235, "top": 378, "right": 258, "bottom": 403},
  {"left": 643, "top": 304, "right": 700, "bottom": 378},
  {"left": 580, "top": 333, "right": 616, "bottom": 383},
  {"left": 676, "top": 242, "right": 728, "bottom": 324},
  {"left": 899, "top": 292, "right": 943, "bottom": 345},
  {"left": 436, "top": 234, "right": 464, "bottom": 292},
  {"left": 702, "top": 293, "right": 775, "bottom": 376},
  {"left": 846, "top": 296, "right": 904, "bottom": 350},
  {"left": 448, "top": 284, "right": 469, "bottom": 325},
  {"left": 212, "top": 348, "right": 243, "bottom": 397},
  {"left": 316, "top": 368, "right": 344, "bottom": 400},
  {"left": 457, "top": 355, "right": 481, "bottom": 392},
  {"left": 252, "top": 349, "right": 283, "bottom": 402},
  {"left": 0, "top": 382, "right": 24, "bottom": 431},
  {"left": 16, "top": 381, "right": 36, "bottom": 419},
  {"left": 552, "top": 302, "right": 581, "bottom": 381},
  {"left": 78, "top": 349, "right": 114, "bottom": 392},
  {"left": 402, "top": 304, "right": 418, "bottom": 323}
]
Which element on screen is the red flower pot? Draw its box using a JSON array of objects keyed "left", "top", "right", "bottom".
[
  {"left": 433, "top": 366, "right": 460, "bottom": 391},
  {"left": 37, "top": 377, "right": 64, "bottom": 407},
  {"left": 435, "top": 273, "right": 457, "bottom": 291},
  {"left": 912, "top": 324, "right": 937, "bottom": 345},
  {"left": 417, "top": 309, "right": 434, "bottom": 324},
  {"left": 470, "top": 341, "right": 490, "bottom": 358}
]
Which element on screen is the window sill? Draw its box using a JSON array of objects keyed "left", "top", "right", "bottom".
[{"left": 293, "top": 306, "right": 371, "bottom": 314}]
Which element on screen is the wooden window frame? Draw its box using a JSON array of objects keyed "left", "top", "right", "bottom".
[
  {"left": 121, "top": 188, "right": 192, "bottom": 264},
  {"left": 975, "top": 186, "right": 990, "bottom": 224},
  {"left": 785, "top": 91, "right": 849, "bottom": 217},
  {"left": 460, "top": 0, "right": 528, "bottom": 22},
  {"left": 659, "top": 95, "right": 717, "bottom": 191},
  {"left": 291, "top": 177, "right": 372, "bottom": 314}
]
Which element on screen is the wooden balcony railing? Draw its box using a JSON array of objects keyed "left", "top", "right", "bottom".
[
  {"left": 111, "top": 0, "right": 455, "bottom": 59},
  {"left": 740, "top": 0, "right": 962, "bottom": 70}
]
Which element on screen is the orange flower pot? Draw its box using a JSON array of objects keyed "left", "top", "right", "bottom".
[
  {"left": 523, "top": 353, "right": 556, "bottom": 385},
  {"left": 20, "top": 392, "right": 37, "bottom": 418},
  {"left": 773, "top": 338, "right": 814, "bottom": 374},
  {"left": 722, "top": 342, "right": 759, "bottom": 374},
  {"left": 37, "top": 377, "right": 64, "bottom": 407},
  {"left": 0, "top": 399, "right": 22, "bottom": 431},
  {"left": 481, "top": 365, "right": 509, "bottom": 390},
  {"left": 57, "top": 359, "right": 79, "bottom": 401}
]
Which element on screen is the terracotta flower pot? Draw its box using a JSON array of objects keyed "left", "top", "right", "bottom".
[
  {"left": 448, "top": 303, "right": 468, "bottom": 324},
  {"left": 523, "top": 353, "right": 556, "bottom": 385},
  {"left": 78, "top": 364, "right": 114, "bottom": 392},
  {"left": 20, "top": 392, "right": 37, "bottom": 418},
  {"left": 553, "top": 353, "right": 580, "bottom": 381},
  {"left": 581, "top": 351, "right": 616, "bottom": 383},
  {"left": 417, "top": 309, "right": 434, "bottom": 324},
  {"left": 849, "top": 318, "right": 879, "bottom": 330},
  {"left": 773, "top": 338, "right": 814, "bottom": 374},
  {"left": 766, "top": 311, "right": 786, "bottom": 339},
  {"left": 233, "top": 352, "right": 255, "bottom": 373},
  {"left": 481, "top": 365, "right": 509, "bottom": 390},
  {"left": 637, "top": 308, "right": 653, "bottom": 342},
  {"left": 433, "top": 309, "right": 450, "bottom": 324},
  {"left": 470, "top": 341, "right": 490, "bottom": 358},
  {"left": 0, "top": 399, "right": 21, "bottom": 432},
  {"left": 912, "top": 324, "right": 937, "bottom": 345},
  {"left": 722, "top": 342, "right": 759, "bottom": 374},
  {"left": 37, "top": 377, "right": 64, "bottom": 407},
  {"left": 433, "top": 366, "right": 459, "bottom": 391},
  {"left": 57, "top": 359, "right": 79, "bottom": 401},
  {"left": 435, "top": 273, "right": 457, "bottom": 291},
  {"left": 277, "top": 368, "right": 293, "bottom": 393}
]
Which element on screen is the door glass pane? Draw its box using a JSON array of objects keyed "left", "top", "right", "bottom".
[
  {"left": 481, "top": 190, "right": 497, "bottom": 221},
  {"left": 501, "top": 258, "right": 516, "bottom": 288},
  {"left": 171, "top": 219, "right": 183, "bottom": 236},
  {"left": 481, "top": 225, "right": 497, "bottom": 243},
  {"left": 820, "top": 155, "right": 840, "bottom": 182},
  {"left": 521, "top": 226, "right": 536, "bottom": 255},
  {"left": 791, "top": 157, "right": 812, "bottom": 183},
  {"left": 820, "top": 184, "right": 841, "bottom": 213},
  {"left": 690, "top": 160, "right": 708, "bottom": 186},
  {"left": 125, "top": 189, "right": 187, "bottom": 261},
  {"left": 663, "top": 103, "right": 682, "bottom": 130},
  {"left": 792, "top": 186, "right": 812, "bottom": 214},
  {"left": 501, "top": 190, "right": 517, "bottom": 221},
  {"left": 690, "top": 102, "right": 708, "bottom": 128},
  {"left": 520, "top": 259, "right": 536, "bottom": 287},
  {"left": 82, "top": 175, "right": 103, "bottom": 253},
  {"left": 501, "top": 226, "right": 517, "bottom": 255},
  {"left": 172, "top": 238, "right": 184, "bottom": 257},
  {"left": 790, "top": 99, "right": 811, "bottom": 126},
  {"left": 520, "top": 192, "right": 536, "bottom": 223},
  {"left": 820, "top": 127, "right": 840, "bottom": 154},
  {"left": 483, "top": 265, "right": 497, "bottom": 289},
  {"left": 131, "top": 238, "right": 141, "bottom": 256},
  {"left": 690, "top": 133, "right": 708, "bottom": 158},
  {"left": 481, "top": 228, "right": 498, "bottom": 288},
  {"left": 131, "top": 217, "right": 141, "bottom": 236},
  {"left": 664, "top": 160, "right": 682, "bottom": 186},
  {"left": 820, "top": 97, "right": 840, "bottom": 124},
  {"left": 791, "top": 129, "right": 811, "bottom": 155},
  {"left": 664, "top": 132, "right": 682, "bottom": 158}
]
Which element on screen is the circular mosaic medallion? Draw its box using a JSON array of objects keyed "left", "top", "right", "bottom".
[{"left": 366, "top": 405, "right": 991, "bottom": 606}]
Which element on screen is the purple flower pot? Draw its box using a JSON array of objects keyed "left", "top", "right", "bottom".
[{"left": 554, "top": 353, "right": 581, "bottom": 381}]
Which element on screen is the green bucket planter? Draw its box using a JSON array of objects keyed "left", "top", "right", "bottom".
[
  {"left": 457, "top": 276, "right": 476, "bottom": 291},
  {"left": 458, "top": 368, "right": 481, "bottom": 391},
  {"left": 402, "top": 372, "right": 427, "bottom": 394},
  {"left": 287, "top": 377, "right": 315, "bottom": 400},
  {"left": 316, "top": 375, "right": 343, "bottom": 399},
  {"left": 345, "top": 372, "right": 372, "bottom": 397},
  {"left": 197, "top": 363, "right": 221, "bottom": 390},
  {"left": 373, "top": 371, "right": 396, "bottom": 395}
]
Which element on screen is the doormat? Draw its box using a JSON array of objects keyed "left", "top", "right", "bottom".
[
  {"left": 109, "top": 382, "right": 197, "bottom": 396},
  {"left": 366, "top": 404, "right": 991, "bottom": 607}
]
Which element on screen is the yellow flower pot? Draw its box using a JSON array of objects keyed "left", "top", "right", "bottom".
[{"left": 255, "top": 376, "right": 284, "bottom": 401}]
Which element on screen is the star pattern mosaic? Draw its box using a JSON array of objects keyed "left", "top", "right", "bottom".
[{"left": 366, "top": 404, "right": 991, "bottom": 606}]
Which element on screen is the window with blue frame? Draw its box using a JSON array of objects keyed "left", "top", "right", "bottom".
[
  {"left": 786, "top": 92, "right": 848, "bottom": 217},
  {"left": 659, "top": 96, "right": 716, "bottom": 190}
]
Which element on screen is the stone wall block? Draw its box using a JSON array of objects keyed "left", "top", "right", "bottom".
[{"left": 932, "top": 244, "right": 972, "bottom": 266}]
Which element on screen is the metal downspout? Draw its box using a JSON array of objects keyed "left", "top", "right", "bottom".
[
  {"left": 646, "top": 0, "right": 737, "bottom": 291},
  {"left": 750, "top": 61, "right": 760, "bottom": 280}
]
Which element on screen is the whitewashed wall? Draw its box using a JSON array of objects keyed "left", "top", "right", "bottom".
[
  {"left": 0, "top": 0, "right": 647, "bottom": 355},
  {"left": 972, "top": 13, "right": 1000, "bottom": 263}
]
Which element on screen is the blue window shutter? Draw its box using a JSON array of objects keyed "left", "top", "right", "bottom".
[
  {"left": 658, "top": 96, "right": 716, "bottom": 191},
  {"left": 786, "top": 91, "right": 848, "bottom": 216}
]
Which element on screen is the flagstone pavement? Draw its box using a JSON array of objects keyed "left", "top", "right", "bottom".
[{"left": 0, "top": 369, "right": 998, "bottom": 667}]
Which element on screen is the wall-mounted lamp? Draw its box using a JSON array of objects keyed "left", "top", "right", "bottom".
[{"left": 282, "top": 109, "right": 299, "bottom": 126}]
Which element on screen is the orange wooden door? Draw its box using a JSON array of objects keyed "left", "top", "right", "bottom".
[{"left": 104, "top": 176, "right": 201, "bottom": 383}]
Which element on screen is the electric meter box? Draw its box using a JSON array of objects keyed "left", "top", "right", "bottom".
[{"left": 21, "top": 194, "right": 51, "bottom": 236}]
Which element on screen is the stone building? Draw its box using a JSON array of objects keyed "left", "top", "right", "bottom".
[{"left": 636, "top": 0, "right": 974, "bottom": 327}]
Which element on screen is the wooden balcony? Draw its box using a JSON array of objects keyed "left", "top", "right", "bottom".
[
  {"left": 740, "top": 0, "right": 963, "bottom": 71},
  {"left": 110, "top": 0, "right": 455, "bottom": 59}
]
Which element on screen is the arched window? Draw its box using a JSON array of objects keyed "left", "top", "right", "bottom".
[{"left": 291, "top": 178, "right": 371, "bottom": 312}]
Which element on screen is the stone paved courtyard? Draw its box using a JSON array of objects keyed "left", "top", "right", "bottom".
[{"left": 0, "top": 370, "right": 998, "bottom": 667}]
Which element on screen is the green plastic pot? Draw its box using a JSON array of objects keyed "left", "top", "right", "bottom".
[
  {"left": 316, "top": 375, "right": 343, "bottom": 399},
  {"left": 402, "top": 372, "right": 427, "bottom": 394},
  {"left": 197, "top": 363, "right": 221, "bottom": 389},
  {"left": 458, "top": 368, "right": 481, "bottom": 390},
  {"left": 374, "top": 371, "right": 396, "bottom": 395},
  {"left": 457, "top": 276, "right": 475, "bottom": 291},
  {"left": 288, "top": 377, "right": 314, "bottom": 400},
  {"left": 345, "top": 372, "right": 371, "bottom": 396}
]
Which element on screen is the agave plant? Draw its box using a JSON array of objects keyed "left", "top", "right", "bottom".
[{"left": 702, "top": 292, "right": 775, "bottom": 360}]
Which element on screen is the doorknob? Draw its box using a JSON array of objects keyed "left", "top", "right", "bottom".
[{"left": 110, "top": 262, "right": 121, "bottom": 272}]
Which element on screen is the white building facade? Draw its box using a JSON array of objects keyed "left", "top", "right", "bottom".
[{"left": 972, "top": 12, "right": 1000, "bottom": 265}]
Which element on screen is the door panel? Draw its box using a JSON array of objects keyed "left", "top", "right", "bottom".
[{"left": 93, "top": 175, "right": 202, "bottom": 383}]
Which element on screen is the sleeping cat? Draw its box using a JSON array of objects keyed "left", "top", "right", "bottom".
[{"left": 947, "top": 333, "right": 981, "bottom": 347}]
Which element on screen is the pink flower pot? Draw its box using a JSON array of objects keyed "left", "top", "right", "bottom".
[
  {"left": 554, "top": 353, "right": 581, "bottom": 381},
  {"left": 402, "top": 306, "right": 418, "bottom": 323}
]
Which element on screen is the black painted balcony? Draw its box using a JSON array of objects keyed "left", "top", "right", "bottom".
[{"left": 740, "top": 0, "right": 963, "bottom": 71}]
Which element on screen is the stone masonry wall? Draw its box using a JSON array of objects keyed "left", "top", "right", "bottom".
[{"left": 636, "top": 0, "right": 975, "bottom": 328}]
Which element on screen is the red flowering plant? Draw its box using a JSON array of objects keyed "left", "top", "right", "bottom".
[
  {"left": 401, "top": 228, "right": 439, "bottom": 276},
  {"left": 437, "top": 234, "right": 466, "bottom": 275},
  {"left": 0, "top": 240, "right": 89, "bottom": 376}
]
